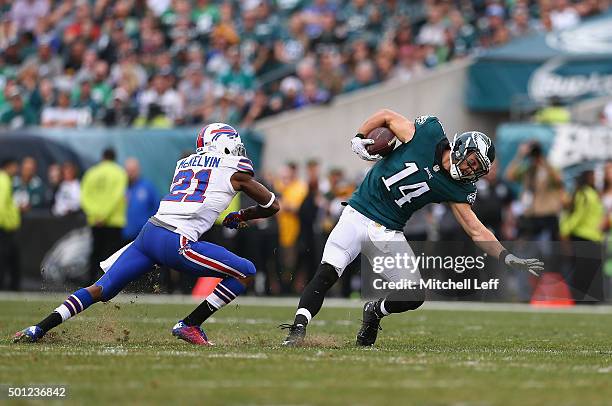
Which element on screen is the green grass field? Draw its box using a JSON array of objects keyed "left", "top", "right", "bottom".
[{"left": 1, "top": 296, "right": 612, "bottom": 406}]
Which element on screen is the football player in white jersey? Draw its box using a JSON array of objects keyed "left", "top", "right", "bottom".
[{"left": 14, "top": 123, "right": 279, "bottom": 346}]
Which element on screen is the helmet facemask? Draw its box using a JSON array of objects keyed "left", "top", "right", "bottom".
[{"left": 449, "top": 132, "right": 494, "bottom": 183}]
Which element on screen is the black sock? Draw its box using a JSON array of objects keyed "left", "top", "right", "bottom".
[
  {"left": 37, "top": 312, "right": 63, "bottom": 333},
  {"left": 183, "top": 300, "right": 217, "bottom": 326},
  {"left": 293, "top": 263, "right": 339, "bottom": 326},
  {"left": 380, "top": 289, "right": 425, "bottom": 315},
  {"left": 294, "top": 314, "right": 309, "bottom": 326}
]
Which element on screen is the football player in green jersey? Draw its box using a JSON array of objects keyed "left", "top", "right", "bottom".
[{"left": 281, "top": 109, "right": 544, "bottom": 347}]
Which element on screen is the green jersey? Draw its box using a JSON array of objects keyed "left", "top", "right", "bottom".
[{"left": 348, "top": 116, "right": 477, "bottom": 231}]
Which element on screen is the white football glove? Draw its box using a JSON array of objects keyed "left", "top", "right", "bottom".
[
  {"left": 504, "top": 254, "right": 544, "bottom": 276},
  {"left": 351, "top": 136, "right": 382, "bottom": 162}
]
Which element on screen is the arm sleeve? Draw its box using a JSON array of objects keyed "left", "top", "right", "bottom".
[
  {"left": 236, "top": 157, "right": 255, "bottom": 176},
  {"left": 450, "top": 185, "right": 478, "bottom": 206}
]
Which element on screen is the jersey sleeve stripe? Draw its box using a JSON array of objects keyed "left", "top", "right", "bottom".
[{"left": 237, "top": 162, "right": 254, "bottom": 174}]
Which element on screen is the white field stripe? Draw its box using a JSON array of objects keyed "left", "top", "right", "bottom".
[{"left": 3, "top": 292, "right": 612, "bottom": 314}]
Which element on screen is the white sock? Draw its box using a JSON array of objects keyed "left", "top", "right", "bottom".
[
  {"left": 379, "top": 300, "right": 390, "bottom": 316},
  {"left": 295, "top": 308, "right": 312, "bottom": 325}
]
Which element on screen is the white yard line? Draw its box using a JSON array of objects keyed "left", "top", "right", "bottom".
[{"left": 1, "top": 292, "right": 612, "bottom": 314}]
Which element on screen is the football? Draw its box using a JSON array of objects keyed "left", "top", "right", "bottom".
[{"left": 365, "top": 127, "right": 397, "bottom": 157}]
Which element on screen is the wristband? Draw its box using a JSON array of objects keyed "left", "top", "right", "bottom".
[
  {"left": 498, "top": 249, "right": 510, "bottom": 264},
  {"left": 355, "top": 133, "right": 365, "bottom": 139},
  {"left": 259, "top": 193, "right": 276, "bottom": 208}
]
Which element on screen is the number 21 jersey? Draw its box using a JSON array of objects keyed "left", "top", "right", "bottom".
[{"left": 155, "top": 153, "right": 254, "bottom": 240}]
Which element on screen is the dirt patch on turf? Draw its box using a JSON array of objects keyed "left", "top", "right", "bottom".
[
  {"left": 302, "top": 335, "right": 344, "bottom": 349},
  {"left": 77, "top": 302, "right": 128, "bottom": 343}
]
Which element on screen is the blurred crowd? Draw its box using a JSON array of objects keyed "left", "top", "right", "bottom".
[{"left": 1, "top": 0, "right": 610, "bottom": 130}]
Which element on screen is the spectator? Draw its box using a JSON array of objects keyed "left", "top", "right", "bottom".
[
  {"left": 343, "top": 60, "right": 378, "bottom": 93},
  {"left": 134, "top": 103, "right": 174, "bottom": 128},
  {"left": 0, "top": 158, "right": 21, "bottom": 290},
  {"left": 200, "top": 90, "right": 241, "bottom": 125},
  {"left": 472, "top": 162, "right": 514, "bottom": 239},
  {"left": 240, "top": 88, "right": 273, "bottom": 128},
  {"left": 23, "top": 38, "right": 63, "bottom": 79},
  {"left": 138, "top": 70, "right": 184, "bottom": 125},
  {"left": 41, "top": 89, "right": 91, "bottom": 127},
  {"left": 218, "top": 47, "right": 255, "bottom": 97},
  {"left": 297, "top": 159, "right": 323, "bottom": 284},
  {"left": 178, "top": 64, "right": 215, "bottom": 124},
  {"left": 0, "top": 87, "right": 37, "bottom": 129},
  {"left": 44, "top": 162, "right": 61, "bottom": 208},
  {"left": 601, "top": 162, "right": 612, "bottom": 299},
  {"left": 276, "top": 14, "right": 309, "bottom": 64},
  {"left": 101, "top": 88, "right": 137, "bottom": 127},
  {"left": 534, "top": 96, "right": 571, "bottom": 124},
  {"left": 52, "top": 161, "right": 81, "bottom": 217},
  {"left": 274, "top": 162, "right": 307, "bottom": 293},
  {"left": 10, "top": 0, "right": 50, "bottom": 33},
  {"left": 80, "top": 148, "right": 128, "bottom": 283},
  {"left": 317, "top": 50, "right": 344, "bottom": 96},
  {"left": 417, "top": 5, "right": 446, "bottom": 47},
  {"left": 295, "top": 79, "right": 329, "bottom": 108},
  {"left": 392, "top": 46, "right": 426, "bottom": 82},
  {"left": 505, "top": 140, "right": 564, "bottom": 300},
  {"left": 13, "top": 156, "right": 45, "bottom": 211},
  {"left": 279, "top": 76, "right": 303, "bottom": 110},
  {"left": 550, "top": 0, "right": 581, "bottom": 30},
  {"left": 560, "top": 170, "right": 604, "bottom": 303},
  {"left": 505, "top": 141, "right": 564, "bottom": 242},
  {"left": 122, "top": 157, "right": 159, "bottom": 242},
  {"left": 71, "top": 79, "right": 100, "bottom": 121},
  {"left": 91, "top": 60, "right": 113, "bottom": 108}
]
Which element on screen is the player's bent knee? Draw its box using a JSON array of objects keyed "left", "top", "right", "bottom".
[
  {"left": 95, "top": 276, "right": 121, "bottom": 302},
  {"left": 315, "top": 263, "right": 340, "bottom": 288},
  {"left": 86, "top": 285, "right": 103, "bottom": 301},
  {"left": 240, "top": 259, "right": 256, "bottom": 278}
]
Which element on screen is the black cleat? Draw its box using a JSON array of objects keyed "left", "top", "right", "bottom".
[
  {"left": 356, "top": 301, "right": 382, "bottom": 346},
  {"left": 280, "top": 323, "right": 306, "bottom": 346}
]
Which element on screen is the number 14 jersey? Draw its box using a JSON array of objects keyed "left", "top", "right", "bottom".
[
  {"left": 155, "top": 153, "right": 254, "bottom": 241},
  {"left": 348, "top": 116, "right": 476, "bottom": 231}
]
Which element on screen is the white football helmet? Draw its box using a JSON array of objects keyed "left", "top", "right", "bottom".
[
  {"left": 449, "top": 131, "right": 495, "bottom": 183},
  {"left": 195, "top": 123, "right": 246, "bottom": 156}
]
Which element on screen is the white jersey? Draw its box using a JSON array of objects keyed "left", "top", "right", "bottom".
[{"left": 154, "top": 152, "right": 254, "bottom": 241}]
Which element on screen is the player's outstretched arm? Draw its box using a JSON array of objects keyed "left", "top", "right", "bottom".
[
  {"left": 450, "top": 202, "right": 544, "bottom": 276},
  {"left": 222, "top": 172, "right": 280, "bottom": 229},
  {"left": 357, "top": 109, "right": 416, "bottom": 143}
]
